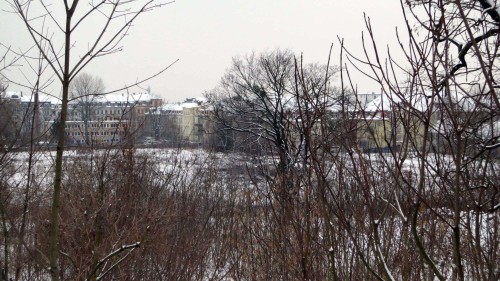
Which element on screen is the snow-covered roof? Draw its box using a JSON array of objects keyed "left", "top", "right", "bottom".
[
  {"left": 364, "top": 92, "right": 399, "bottom": 112},
  {"left": 3, "top": 91, "right": 62, "bottom": 105},
  {"left": 3, "top": 91, "right": 159, "bottom": 106},
  {"left": 69, "top": 91, "right": 157, "bottom": 106},
  {"left": 193, "top": 96, "right": 207, "bottom": 103},
  {"left": 361, "top": 88, "right": 498, "bottom": 115},
  {"left": 181, "top": 102, "right": 200, "bottom": 109},
  {"left": 157, "top": 97, "right": 208, "bottom": 112},
  {"left": 161, "top": 103, "right": 184, "bottom": 111},
  {"left": 363, "top": 91, "right": 431, "bottom": 113},
  {"left": 442, "top": 91, "right": 495, "bottom": 112},
  {"left": 2, "top": 91, "right": 21, "bottom": 100},
  {"left": 95, "top": 92, "right": 155, "bottom": 103}
]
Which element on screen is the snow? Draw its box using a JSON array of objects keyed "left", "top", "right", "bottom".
[
  {"left": 158, "top": 97, "right": 208, "bottom": 112},
  {"left": 180, "top": 102, "right": 200, "bottom": 109},
  {"left": 3, "top": 91, "right": 62, "bottom": 104},
  {"left": 363, "top": 91, "right": 430, "bottom": 113},
  {"left": 4, "top": 90, "right": 158, "bottom": 106},
  {"left": 160, "top": 103, "right": 184, "bottom": 111},
  {"left": 89, "top": 92, "right": 155, "bottom": 104},
  {"left": 1, "top": 146, "right": 498, "bottom": 280}
]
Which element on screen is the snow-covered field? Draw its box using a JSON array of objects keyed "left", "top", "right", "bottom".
[{"left": 1, "top": 147, "right": 498, "bottom": 280}]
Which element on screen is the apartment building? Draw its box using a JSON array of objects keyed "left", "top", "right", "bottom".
[
  {"left": 1, "top": 90, "right": 161, "bottom": 146},
  {"left": 143, "top": 97, "right": 210, "bottom": 145},
  {"left": 67, "top": 92, "right": 162, "bottom": 145}
]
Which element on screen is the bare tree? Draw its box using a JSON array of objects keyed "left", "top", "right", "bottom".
[
  {"left": 208, "top": 49, "right": 340, "bottom": 280},
  {"left": 330, "top": 0, "right": 500, "bottom": 280},
  {"left": 205, "top": 1, "right": 498, "bottom": 280},
  {"left": 209, "top": 50, "right": 295, "bottom": 157},
  {"left": 4, "top": 0, "right": 170, "bottom": 279},
  {"left": 209, "top": 50, "right": 337, "bottom": 167},
  {"left": 69, "top": 73, "right": 105, "bottom": 145},
  {"left": 69, "top": 73, "right": 104, "bottom": 100}
]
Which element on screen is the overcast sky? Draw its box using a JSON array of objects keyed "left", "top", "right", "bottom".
[{"left": 0, "top": 0, "right": 406, "bottom": 101}]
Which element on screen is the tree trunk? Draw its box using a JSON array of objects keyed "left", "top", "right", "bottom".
[{"left": 49, "top": 8, "right": 73, "bottom": 280}]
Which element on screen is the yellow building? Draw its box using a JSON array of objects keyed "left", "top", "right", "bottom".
[
  {"left": 179, "top": 101, "right": 209, "bottom": 143},
  {"left": 354, "top": 92, "right": 427, "bottom": 153}
]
